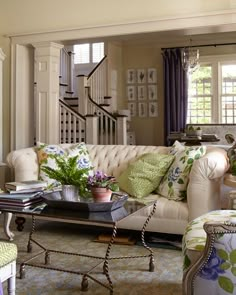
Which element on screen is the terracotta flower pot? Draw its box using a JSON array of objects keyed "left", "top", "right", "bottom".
[{"left": 91, "top": 187, "right": 112, "bottom": 202}]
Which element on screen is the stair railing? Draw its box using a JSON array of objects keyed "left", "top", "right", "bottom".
[
  {"left": 86, "top": 87, "right": 117, "bottom": 145},
  {"left": 59, "top": 49, "right": 70, "bottom": 99},
  {"left": 59, "top": 99, "right": 86, "bottom": 143},
  {"left": 87, "top": 55, "right": 107, "bottom": 106}
]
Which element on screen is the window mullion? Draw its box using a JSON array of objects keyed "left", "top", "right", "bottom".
[{"left": 212, "top": 61, "right": 219, "bottom": 123}]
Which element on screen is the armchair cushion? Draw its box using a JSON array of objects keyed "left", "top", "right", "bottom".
[
  {"left": 157, "top": 141, "right": 206, "bottom": 201},
  {"left": 0, "top": 242, "right": 17, "bottom": 267},
  {"left": 117, "top": 153, "right": 175, "bottom": 199}
]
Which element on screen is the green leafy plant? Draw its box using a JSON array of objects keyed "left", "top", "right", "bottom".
[
  {"left": 187, "top": 125, "right": 202, "bottom": 131},
  {"left": 41, "top": 154, "right": 91, "bottom": 196},
  {"left": 225, "top": 133, "right": 236, "bottom": 176}
]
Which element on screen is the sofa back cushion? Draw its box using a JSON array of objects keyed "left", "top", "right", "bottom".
[{"left": 86, "top": 145, "right": 170, "bottom": 178}]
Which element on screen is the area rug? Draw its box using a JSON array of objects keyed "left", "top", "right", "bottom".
[{"left": 0, "top": 218, "right": 183, "bottom": 295}]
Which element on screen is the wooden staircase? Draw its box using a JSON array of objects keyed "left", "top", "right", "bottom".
[{"left": 59, "top": 51, "right": 127, "bottom": 145}]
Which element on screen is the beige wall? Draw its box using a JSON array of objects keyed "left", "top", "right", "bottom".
[
  {"left": 0, "top": 0, "right": 234, "bottom": 36},
  {"left": 107, "top": 42, "right": 123, "bottom": 112},
  {"left": 122, "top": 44, "right": 164, "bottom": 146}
]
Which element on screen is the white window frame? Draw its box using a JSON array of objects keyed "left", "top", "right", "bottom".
[
  {"left": 188, "top": 54, "right": 236, "bottom": 124},
  {"left": 74, "top": 42, "right": 104, "bottom": 65}
]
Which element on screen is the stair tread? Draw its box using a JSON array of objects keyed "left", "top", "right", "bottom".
[{"left": 99, "top": 104, "right": 110, "bottom": 107}]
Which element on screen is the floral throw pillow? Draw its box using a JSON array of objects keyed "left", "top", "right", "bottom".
[
  {"left": 157, "top": 141, "right": 206, "bottom": 201},
  {"left": 36, "top": 142, "right": 93, "bottom": 188}
]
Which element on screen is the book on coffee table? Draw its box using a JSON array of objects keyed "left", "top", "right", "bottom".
[
  {"left": 5, "top": 180, "right": 47, "bottom": 192},
  {"left": 0, "top": 191, "right": 43, "bottom": 207}
]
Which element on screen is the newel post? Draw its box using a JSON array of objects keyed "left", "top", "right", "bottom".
[
  {"left": 116, "top": 115, "right": 127, "bottom": 145},
  {"left": 77, "top": 75, "right": 88, "bottom": 115},
  {"left": 85, "top": 115, "right": 98, "bottom": 144}
]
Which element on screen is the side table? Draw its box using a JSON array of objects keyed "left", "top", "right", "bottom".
[{"left": 224, "top": 174, "right": 236, "bottom": 209}]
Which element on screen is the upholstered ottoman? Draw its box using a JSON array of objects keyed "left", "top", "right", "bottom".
[
  {"left": 0, "top": 242, "right": 17, "bottom": 295},
  {"left": 182, "top": 210, "right": 236, "bottom": 295}
]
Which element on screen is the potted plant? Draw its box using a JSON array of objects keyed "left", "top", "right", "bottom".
[
  {"left": 186, "top": 125, "right": 202, "bottom": 137},
  {"left": 225, "top": 133, "right": 236, "bottom": 177},
  {"left": 41, "top": 154, "right": 91, "bottom": 201},
  {"left": 87, "top": 170, "right": 119, "bottom": 202}
]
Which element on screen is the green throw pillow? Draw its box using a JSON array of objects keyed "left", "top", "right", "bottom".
[
  {"left": 157, "top": 141, "right": 206, "bottom": 201},
  {"left": 117, "top": 153, "right": 175, "bottom": 199}
]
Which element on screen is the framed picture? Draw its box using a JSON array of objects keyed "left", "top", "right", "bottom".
[
  {"left": 137, "top": 85, "right": 147, "bottom": 100},
  {"left": 128, "top": 102, "right": 137, "bottom": 117},
  {"left": 127, "top": 69, "right": 136, "bottom": 84},
  {"left": 148, "top": 85, "right": 157, "bottom": 100},
  {"left": 149, "top": 102, "right": 158, "bottom": 117},
  {"left": 137, "top": 69, "right": 146, "bottom": 84},
  {"left": 147, "top": 68, "right": 157, "bottom": 83},
  {"left": 127, "top": 86, "right": 136, "bottom": 101},
  {"left": 138, "top": 102, "right": 147, "bottom": 118}
]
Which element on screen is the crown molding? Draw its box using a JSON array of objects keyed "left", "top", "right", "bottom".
[{"left": 7, "top": 9, "right": 236, "bottom": 45}]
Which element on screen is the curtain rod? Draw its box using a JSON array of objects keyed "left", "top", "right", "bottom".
[{"left": 161, "top": 42, "right": 236, "bottom": 51}]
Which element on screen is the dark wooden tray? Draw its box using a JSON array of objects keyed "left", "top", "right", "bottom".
[{"left": 42, "top": 191, "right": 128, "bottom": 212}]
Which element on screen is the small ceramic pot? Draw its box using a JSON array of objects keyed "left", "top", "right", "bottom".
[
  {"left": 61, "top": 185, "right": 80, "bottom": 202},
  {"left": 91, "top": 187, "right": 112, "bottom": 202}
]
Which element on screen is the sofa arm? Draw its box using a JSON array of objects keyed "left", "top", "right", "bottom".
[
  {"left": 187, "top": 147, "right": 229, "bottom": 221},
  {"left": 6, "top": 148, "right": 39, "bottom": 181}
]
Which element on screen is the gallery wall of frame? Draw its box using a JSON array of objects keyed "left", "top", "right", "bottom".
[{"left": 126, "top": 68, "right": 158, "bottom": 118}]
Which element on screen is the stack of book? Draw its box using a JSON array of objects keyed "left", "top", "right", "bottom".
[
  {"left": 5, "top": 180, "right": 47, "bottom": 194},
  {"left": 0, "top": 191, "right": 43, "bottom": 207}
]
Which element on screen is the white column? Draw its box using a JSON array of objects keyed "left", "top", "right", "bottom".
[
  {"left": 33, "top": 42, "right": 64, "bottom": 144},
  {"left": 0, "top": 48, "right": 6, "bottom": 162},
  {"left": 116, "top": 116, "right": 127, "bottom": 145}
]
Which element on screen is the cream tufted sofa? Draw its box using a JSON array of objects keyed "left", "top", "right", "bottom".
[{"left": 5, "top": 144, "right": 229, "bottom": 236}]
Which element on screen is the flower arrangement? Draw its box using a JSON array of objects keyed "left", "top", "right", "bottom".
[{"left": 87, "top": 170, "right": 119, "bottom": 192}]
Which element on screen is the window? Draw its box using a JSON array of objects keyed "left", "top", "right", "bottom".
[
  {"left": 74, "top": 42, "right": 104, "bottom": 64},
  {"left": 221, "top": 64, "right": 236, "bottom": 123},
  {"left": 187, "top": 55, "right": 236, "bottom": 124},
  {"left": 188, "top": 65, "right": 212, "bottom": 124}
]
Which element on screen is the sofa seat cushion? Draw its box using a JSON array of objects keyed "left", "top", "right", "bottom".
[
  {"left": 182, "top": 210, "right": 236, "bottom": 274},
  {"left": 0, "top": 242, "right": 17, "bottom": 267},
  {"left": 117, "top": 153, "right": 175, "bottom": 199},
  {"left": 118, "top": 193, "right": 188, "bottom": 233},
  {"left": 128, "top": 193, "right": 188, "bottom": 219}
]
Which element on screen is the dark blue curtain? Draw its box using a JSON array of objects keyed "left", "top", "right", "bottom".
[{"left": 162, "top": 48, "right": 188, "bottom": 145}]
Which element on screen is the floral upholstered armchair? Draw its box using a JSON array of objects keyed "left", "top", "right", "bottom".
[{"left": 183, "top": 210, "right": 236, "bottom": 295}]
